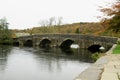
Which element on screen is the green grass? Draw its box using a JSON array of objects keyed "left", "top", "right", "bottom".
[{"left": 113, "top": 44, "right": 120, "bottom": 54}]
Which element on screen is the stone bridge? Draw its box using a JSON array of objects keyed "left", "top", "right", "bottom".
[{"left": 13, "top": 34, "right": 118, "bottom": 52}]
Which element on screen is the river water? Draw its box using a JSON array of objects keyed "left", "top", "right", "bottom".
[{"left": 0, "top": 45, "right": 93, "bottom": 80}]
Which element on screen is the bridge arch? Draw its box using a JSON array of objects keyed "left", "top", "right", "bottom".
[
  {"left": 60, "top": 38, "right": 74, "bottom": 48},
  {"left": 24, "top": 39, "right": 33, "bottom": 47},
  {"left": 88, "top": 44, "right": 102, "bottom": 53},
  {"left": 39, "top": 38, "right": 51, "bottom": 48}
]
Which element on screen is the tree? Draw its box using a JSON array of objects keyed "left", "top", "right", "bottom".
[
  {"left": 0, "top": 17, "right": 12, "bottom": 44},
  {"left": 39, "top": 17, "right": 63, "bottom": 27},
  {"left": 100, "top": 0, "right": 120, "bottom": 33},
  {"left": 75, "top": 28, "right": 80, "bottom": 34},
  {"left": 0, "top": 18, "right": 8, "bottom": 30},
  {"left": 39, "top": 17, "right": 63, "bottom": 33}
]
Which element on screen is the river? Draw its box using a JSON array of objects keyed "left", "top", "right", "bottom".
[{"left": 0, "top": 45, "right": 93, "bottom": 80}]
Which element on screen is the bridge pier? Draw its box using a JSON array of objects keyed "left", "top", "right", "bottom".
[{"left": 19, "top": 40, "right": 24, "bottom": 46}]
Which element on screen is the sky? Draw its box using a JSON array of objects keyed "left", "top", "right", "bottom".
[{"left": 0, "top": 0, "right": 114, "bottom": 29}]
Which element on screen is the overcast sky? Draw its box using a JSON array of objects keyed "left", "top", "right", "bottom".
[{"left": 0, "top": 0, "right": 114, "bottom": 29}]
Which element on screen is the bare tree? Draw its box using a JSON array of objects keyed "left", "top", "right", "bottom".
[
  {"left": 39, "top": 17, "right": 63, "bottom": 27},
  {"left": 57, "top": 17, "right": 63, "bottom": 26}
]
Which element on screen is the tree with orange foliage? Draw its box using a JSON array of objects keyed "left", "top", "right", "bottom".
[{"left": 100, "top": 0, "right": 120, "bottom": 33}]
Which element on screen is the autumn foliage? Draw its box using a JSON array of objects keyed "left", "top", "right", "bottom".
[{"left": 100, "top": 0, "right": 120, "bottom": 33}]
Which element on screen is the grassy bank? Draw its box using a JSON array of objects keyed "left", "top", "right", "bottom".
[{"left": 113, "top": 44, "right": 120, "bottom": 54}]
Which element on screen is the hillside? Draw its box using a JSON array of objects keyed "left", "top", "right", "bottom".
[{"left": 12, "top": 22, "right": 120, "bottom": 38}]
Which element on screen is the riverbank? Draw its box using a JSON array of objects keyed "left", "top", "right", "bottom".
[
  {"left": 100, "top": 54, "right": 120, "bottom": 80},
  {"left": 74, "top": 44, "right": 117, "bottom": 80}
]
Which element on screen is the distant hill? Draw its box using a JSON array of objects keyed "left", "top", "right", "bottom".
[
  {"left": 11, "top": 22, "right": 120, "bottom": 38},
  {"left": 28, "top": 22, "right": 104, "bottom": 35}
]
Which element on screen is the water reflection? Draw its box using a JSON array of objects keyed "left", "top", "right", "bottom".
[
  {"left": 0, "top": 46, "right": 92, "bottom": 80},
  {"left": 61, "top": 47, "right": 74, "bottom": 55},
  {"left": 0, "top": 45, "right": 12, "bottom": 71},
  {"left": 34, "top": 47, "right": 93, "bottom": 62}
]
